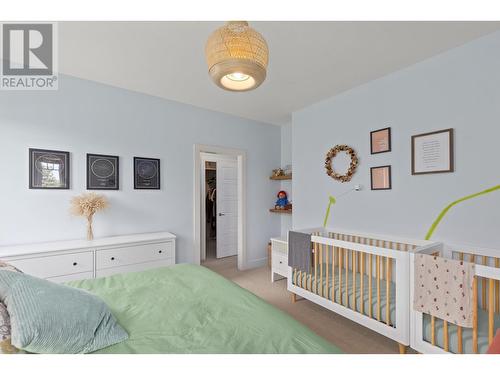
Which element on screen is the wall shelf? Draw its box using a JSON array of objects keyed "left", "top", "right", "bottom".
[
  {"left": 269, "top": 174, "right": 292, "bottom": 180},
  {"left": 269, "top": 208, "right": 292, "bottom": 214}
]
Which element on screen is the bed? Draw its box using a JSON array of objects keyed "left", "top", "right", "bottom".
[{"left": 67, "top": 264, "right": 340, "bottom": 354}]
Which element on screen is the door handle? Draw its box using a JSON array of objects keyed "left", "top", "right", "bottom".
[{"left": 218, "top": 213, "right": 225, "bottom": 216}]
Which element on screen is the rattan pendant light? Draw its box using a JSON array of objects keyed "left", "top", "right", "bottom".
[{"left": 205, "top": 21, "right": 269, "bottom": 92}]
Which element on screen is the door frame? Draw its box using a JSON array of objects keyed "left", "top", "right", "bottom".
[
  {"left": 194, "top": 144, "right": 247, "bottom": 270},
  {"left": 200, "top": 152, "right": 237, "bottom": 261}
]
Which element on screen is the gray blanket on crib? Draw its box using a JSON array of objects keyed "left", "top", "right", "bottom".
[{"left": 288, "top": 231, "right": 311, "bottom": 273}]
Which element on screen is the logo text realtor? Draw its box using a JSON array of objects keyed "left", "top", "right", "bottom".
[{"left": 1, "top": 23, "right": 58, "bottom": 90}]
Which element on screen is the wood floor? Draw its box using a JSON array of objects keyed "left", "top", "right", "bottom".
[{"left": 202, "top": 255, "right": 410, "bottom": 354}]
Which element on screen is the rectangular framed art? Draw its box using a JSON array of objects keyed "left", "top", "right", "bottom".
[
  {"left": 411, "top": 128, "right": 454, "bottom": 175},
  {"left": 29, "top": 148, "right": 70, "bottom": 189},
  {"left": 370, "top": 127, "right": 391, "bottom": 154},
  {"left": 87, "top": 153, "right": 119, "bottom": 190},
  {"left": 371, "top": 165, "right": 392, "bottom": 190},
  {"left": 134, "top": 157, "right": 160, "bottom": 189}
]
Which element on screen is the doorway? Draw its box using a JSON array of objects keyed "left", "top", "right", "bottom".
[
  {"left": 194, "top": 145, "right": 247, "bottom": 270},
  {"left": 200, "top": 153, "right": 238, "bottom": 266}
]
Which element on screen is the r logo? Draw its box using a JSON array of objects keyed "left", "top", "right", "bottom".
[{"left": 2, "top": 23, "right": 53, "bottom": 75}]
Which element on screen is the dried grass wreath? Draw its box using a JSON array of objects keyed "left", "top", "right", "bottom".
[{"left": 325, "top": 145, "right": 359, "bottom": 183}]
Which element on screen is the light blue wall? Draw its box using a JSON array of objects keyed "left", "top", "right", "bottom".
[
  {"left": 0, "top": 75, "right": 281, "bottom": 265},
  {"left": 280, "top": 123, "right": 293, "bottom": 237},
  {"left": 293, "top": 31, "right": 500, "bottom": 249}
]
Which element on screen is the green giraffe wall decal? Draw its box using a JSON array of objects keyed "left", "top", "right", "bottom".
[
  {"left": 322, "top": 185, "right": 500, "bottom": 239},
  {"left": 425, "top": 184, "right": 500, "bottom": 240}
]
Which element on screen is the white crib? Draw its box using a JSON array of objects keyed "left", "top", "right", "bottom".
[
  {"left": 410, "top": 243, "right": 500, "bottom": 354},
  {"left": 287, "top": 227, "right": 438, "bottom": 353}
]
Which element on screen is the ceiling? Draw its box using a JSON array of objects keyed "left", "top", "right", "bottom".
[{"left": 58, "top": 21, "right": 500, "bottom": 125}]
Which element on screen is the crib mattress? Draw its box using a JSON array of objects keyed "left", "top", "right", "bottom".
[
  {"left": 422, "top": 310, "right": 500, "bottom": 353},
  {"left": 293, "top": 267, "right": 397, "bottom": 326}
]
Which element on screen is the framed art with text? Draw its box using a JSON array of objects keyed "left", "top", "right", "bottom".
[
  {"left": 29, "top": 148, "right": 70, "bottom": 189},
  {"left": 411, "top": 128, "right": 454, "bottom": 175},
  {"left": 370, "top": 127, "right": 391, "bottom": 154},
  {"left": 87, "top": 153, "right": 119, "bottom": 190},
  {"left": 371, "top": 165, "right": 392, "bottom": 190},
  {"left": 134, "top": 157, "right": 160, "bottom": 189}
]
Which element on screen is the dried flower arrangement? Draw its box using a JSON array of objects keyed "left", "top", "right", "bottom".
[{"left": 70, "top": 193, "right": 109, "bottom": 240}]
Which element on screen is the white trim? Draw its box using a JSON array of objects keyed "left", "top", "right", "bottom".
[
  {"left": 298, "top": 226, "right": 435, "bottom": 248},
  {"left": 194, "top": 144, "right": 247, "bottom": 270}
]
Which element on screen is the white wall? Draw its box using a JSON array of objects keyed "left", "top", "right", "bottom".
[
  {"left": 0, "top": 75, "right": 281, "bottom": 266},
  {"left": 293, "top": 31, "right": 500, "bottom": 249}
]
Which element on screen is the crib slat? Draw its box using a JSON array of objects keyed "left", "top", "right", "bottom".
[
  {"left": 443, "top": 321, "right": 449, "bottom": 352},
  {"left": 369, "top": 253, "right": 373, "bottom": 318},
  {"left": 496, "top": 258, "right": 500, "bottom": 314},
  {"left": 431, "top": 316, "right": 436, "bottom": 346},
  {"left": 339, "top": 247, "right": 343, "bottom": 305},
  {"left": 386, "top": 256, "right": 390, "bottom": 326},
  {"left": 353, "top": 250, "right": 357, "bottom": 311},
  {"left": 376, "top": 255, "right": 381, "bottom": 321},
  {"left": 314, "top": 241, "right": 318, "bottom": 294},
  {"left": 457, "top": 325, "right": 463, "bottom": 354},
  {"left": 332, "top": 245, "right": 336, "bottom": 302},
  {"left": 489, "top": 278, "right": 494, "bottom": 345},
  {"left": 473, "top": 276, "right": 478, "bottom": 354},
  {"left": 360, "top": 252, "right": 365, "bottom": 315},
  {"left": 319, "top": 243, "right": 323, "bottom": 297},
  {"left": 345, "top": 249, "right": 349, "bottom": 308},
  {"left": 325, "top": 244, "right": 329, "bottom": 299},
  {"left": 482, "top": 257, "right": 487, "bottom": 310}
]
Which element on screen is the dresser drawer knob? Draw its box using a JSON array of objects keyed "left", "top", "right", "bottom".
[
  {"left": 73, "top": 262, "right": 78, "bottom": 266},
  {"left": 111, "top": 257, "right": 115, "bottom": 261},
  {"left": 158, "top": 250, "right": 163, "bottom": 254}
]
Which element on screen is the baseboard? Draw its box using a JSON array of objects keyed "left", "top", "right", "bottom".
[{"left": 244, "top": 257, "right": 267, "bottom": 270}]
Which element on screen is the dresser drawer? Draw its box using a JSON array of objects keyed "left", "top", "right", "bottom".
[
  {"left": 8, "top": 252, "right": 93, "bottom": 279},
  {"left": 271, "top": 239, "right": 288, "bottom": 256},
  {"left": 47, "top": 271, "right": 94, "bottom": 283},
  {"left": 95, "top": 259, "right": 174, "bottom": 278},
  {"left": 96, "top": 241, "right": 174, "bottom": 270},
  {"left": 272, "top": 253, "right": 288, "bottom": 276}
]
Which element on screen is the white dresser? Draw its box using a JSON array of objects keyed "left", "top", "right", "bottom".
[
  {"left": 270, "top": 236, "right": 288, "bottom": 282},
  {"left": 0, "top": 232, "right": 176, "bottom": 283}
]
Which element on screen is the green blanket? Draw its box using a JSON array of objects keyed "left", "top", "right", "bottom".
[{"left": 67, "top": 264, "right": 340, "bottom": 354}]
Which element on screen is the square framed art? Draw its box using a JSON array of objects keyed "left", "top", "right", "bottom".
[
  {"left": 370, "top": 127, "right": 391, "bottom": 154},
  {"left": 371, "top": 165, "right": 392, "bottom": 190},
  {"left": 411, "top": 128, "right": 454, "bottom": 175},
  {"left": 134, "top": 157, "right": 160, "bottom": 189},
  {"left": 29, "top": 148, "right": 70, "bottom": 189},
  {"left": 87, "top": 153, "right": 119, "bottom": 190}
]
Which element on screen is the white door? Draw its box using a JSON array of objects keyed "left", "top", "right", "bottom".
[{"left": 216, "top": 159, "right": 238, "bottom": 258}]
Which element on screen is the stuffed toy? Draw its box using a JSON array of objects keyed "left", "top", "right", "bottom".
[{"left": 275, "top": 191, "right": 289, "bottom": 209}]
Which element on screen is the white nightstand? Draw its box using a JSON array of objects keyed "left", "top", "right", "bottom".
[{"left": 270, "top": 237, "right": 288, "bottom": 282}]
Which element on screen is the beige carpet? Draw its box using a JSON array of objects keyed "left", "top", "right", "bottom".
[{"left": 202, "top": 256, "right": 408, "bottom": 354}]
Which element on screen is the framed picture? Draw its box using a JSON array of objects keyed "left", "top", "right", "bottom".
[
  {"left": 370, "top": 127, "right": 391, "bottom": 154},
  {"left": 411, "top": 128, "right": 454, "bottom": 175},
  {"left": 371, "top": 165, "right": 392, "bottom": 190},
  {"left": 87, "top": 153, "right": 119, "bottom": 190},
  {"left": 134, "top": 157, "right": 160, "bottom": 189},
  {"left": 29, "top": 148, "right": 70, "bottom": 189}
]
